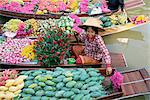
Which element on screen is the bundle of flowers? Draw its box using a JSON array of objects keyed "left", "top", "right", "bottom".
[
  {"left": 0, "top": 38, "right": 34, "bottom": 64},
  {"left": 16, "top": 22, "right": 32, "bottom": 38},
  {"left": 25, "top": 19, "right": 40, "bottom": 37},
  {"left": 110, "top": 71, "right": 124, "bottom": 92},
  {"left": 35, "top": 27, "right": 71, "bottom": 66},
  {"left": 3, "top": 19, "right": 23, "bottom": 33}
]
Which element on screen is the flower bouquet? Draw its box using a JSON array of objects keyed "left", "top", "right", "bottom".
[{"left": 35, "top": 27, "right": 71, "bottom": 66}]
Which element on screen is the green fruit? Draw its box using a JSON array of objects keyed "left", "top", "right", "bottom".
[
  {"left": 41, "top": 96, "right": 49, "bottom": 100},
  {"left": 66, "top": 81, "right": 76, "bottom": 88},
  {"left": 45, "top": 91, "right": 55, "bottom": 97},
  {"left": 44, "top": 86, "right": 53, "bottom": 91},
  {"left": 38, "top": 77, "right": 47, "bottom": 82},
  {"left": 35, "top": 90, "right": 45, "bottom": 96},
  {"left": 100, "top": 17, "right": 109, "bottom": 22},
  {"left": 104, "top": 21, "right": 112, "bottom": 27},
  {"left": 38, "top": 82, "right": 46, "bottom": 87},
  {"left": 45, "top": 80, "right": 55, "bottom": 86},
  {"left": 28, "top": 83, "right": 38, "bottom": 88},
  {"left": 23, "top": 88, "right": 35, "bottom": 94},
  {"left": 63, "top": 91, "right": 74, "bottom": 98}
]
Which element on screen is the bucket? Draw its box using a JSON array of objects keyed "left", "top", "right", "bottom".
[{"left": 68, "top": 58, "right": 76, "bottom": 64}]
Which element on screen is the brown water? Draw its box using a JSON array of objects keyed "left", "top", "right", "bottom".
[{"left": 104, "top": 0, "right": 150, "bottom": 99}]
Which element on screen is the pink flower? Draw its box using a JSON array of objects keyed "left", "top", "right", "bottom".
[
  {"left": 73, "top": 25, "right": 83, "bottom": 33},
  {"left": 110, "top": 71, "right": 124, "bottom": 92}
]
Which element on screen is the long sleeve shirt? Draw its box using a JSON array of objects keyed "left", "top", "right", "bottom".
[
  {"left": 107, "top": 0, "right": 124, "bottom": 11},
  {"left": 79, "top": 31, "right": 111, "bottom": 64}
]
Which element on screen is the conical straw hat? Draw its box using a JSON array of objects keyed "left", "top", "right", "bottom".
[{"left": 79, "top": 17, "right": 104, "bottom": 30}]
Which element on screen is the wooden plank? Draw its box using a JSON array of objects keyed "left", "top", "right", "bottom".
[
  {"left": 121, "top": 84, "right": 135, "bottom": 96},
  {"left": 140, "top": 69, "right": 150, "bottom": 79},
  {"left": 123, "top": 73, "right": 130, "bottom": 83},
  {"left": 132, "top": 82, "right": 149, "bottom": 94},
  {"left": 139, "top": 69, "right": 150, "bottom": 91},
  {"left": 145, "top": 80, "right": 150, "bottom": 91},
  {"left": 127, "top": 71, "right": 143, "bottom": 81}
]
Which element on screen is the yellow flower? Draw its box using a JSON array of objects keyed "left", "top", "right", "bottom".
[{"left": 21, "top": 42, "right": 36, "bottom": 60}]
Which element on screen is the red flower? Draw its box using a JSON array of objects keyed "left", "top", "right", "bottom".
[
  {"left": 38, "top": 57, "right": 42, "bottom": 60},
  {"left": 59, "top": 55, "right": 64, "bottom": 60},
  {"left": 65, "top": 43, "right": 68, "bottom": 46},
  {"left": 68, "top": 34, "right": 71, "bottom": 38},
  {"left": 59, "top": 43, "right": 63, "bottom": 46},
  {"left": 33, "top": 50, "right": 36, "bottom": 53},
  {"left": 58, "top": 33, "right": 62, "bottom": 37},
  {"left": 56, "top": 52, "right": 60, "bottom": 55},
  {"left": 59, "top": 39, "right": 63, "bottom": 42},
  {"left": 39, "top": 62, "right": 43, "bottom": 65},
  {"left": 61, "top": 51, "right": 65, "bottom": 55},
  {"left": 53, "top": 40, "right": 57, "bottom": 44},
  {"left": 39, "top": 37, "right": 43, "bottom": 42},
  {"left": 50, "top": 49, "right": 54, "bottom": 53},
  {"left": 44, "top": 55, "right": 47, "bottom": 58},
  {"left": 47, "top": 35, "right": 50, "bottom": 39}
]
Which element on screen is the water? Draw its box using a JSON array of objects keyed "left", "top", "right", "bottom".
[
  {"left": 104, "top": 0, "right": 150, "bottom": 99},
  {"left": 0, "top": 0, "right": 149, "bottom": 99}
]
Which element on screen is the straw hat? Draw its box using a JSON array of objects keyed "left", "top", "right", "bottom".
[{"left": 79, "top": 17, "right": 104, "bottom": 30}]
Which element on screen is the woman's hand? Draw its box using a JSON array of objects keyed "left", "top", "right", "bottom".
[{"left": 106, "top": 64, "right": 112, "bottom": 75}]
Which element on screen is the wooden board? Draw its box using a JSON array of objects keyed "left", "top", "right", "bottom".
[
  {"left": 121, "top": 68, "right": 150, "bottom": 97},
  {"left": 100, "top": 21, "right": 150, "bottom": 36}
]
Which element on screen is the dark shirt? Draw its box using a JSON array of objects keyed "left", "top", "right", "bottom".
[{"left": 107, "top": 0, "right": 124, "bottom": 11}]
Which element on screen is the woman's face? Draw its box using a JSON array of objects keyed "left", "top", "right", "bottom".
[{"left": 87, "top": 27, "right": 95, "bottom": 38}]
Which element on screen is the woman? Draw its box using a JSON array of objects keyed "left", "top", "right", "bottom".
[
  {"left": 73, "top": 18, "right": 112, "bottom": 75},
  {"left": 101, "top": 0, "right": 125, "bottom": 14}
]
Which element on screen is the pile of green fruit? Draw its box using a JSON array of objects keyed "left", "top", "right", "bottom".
[
  {"left": 19, "top": 67, "right": 106, "bottom": 100},
  {"left": 100, "top": 16, "right": 112, "bottom": 28}
]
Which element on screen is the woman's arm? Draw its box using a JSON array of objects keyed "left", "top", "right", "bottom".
[
  {"left": 119, "top": 0, "right": 125, "bottom": 11},
  {"left": 78, "top": 31, "right": 87, "bottom": 42},
  {"left": 97, "top": 35, "right": 111, "bottom": 65}
]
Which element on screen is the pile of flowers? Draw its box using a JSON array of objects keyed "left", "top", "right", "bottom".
[
  {"left": 3, "top": 15, "right": 82, "bottom": 38},
  {"left": 25, "top": 19, "right": 40, "bottom": 37},
  {"left": 16, "top": 22, "right": 32, "bottom": 38},
  {"left": 35, "top": 27, "right": 71, "bottom": 66},
  {"left": 0, "top": 38, "right": 34, "bottom": 64},
  {"left": 110, "top": 71, "right": 124, "bottom": 92},
  {"left": 2, "top": 19, "right": 40, "bottom": 37},
  {"left": 0, "top": 0, "right": 107, "bottom": 14},
  {"left": 0, "top": 0, "right": 87, "bottom": 14},
  {"left": 131, "top": 15, "right": 149, "bottom": 25}
]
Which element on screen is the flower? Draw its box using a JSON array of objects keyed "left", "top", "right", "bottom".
[
  {"left": 53, "top": 40, "right": 57, "bottom": 44},
  {"left": 110, "top": 71, "right": 124, "bottom": 92},
  {"left": 47, "top": 35, "right": 50, "bottom": 38}
]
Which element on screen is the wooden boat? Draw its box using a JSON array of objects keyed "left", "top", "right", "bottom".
[
  {"left": 97, "top": 67, "right": 150, "bottom": 100},
  {"left": 0, "top": 52, "right": 127, "bottom": 69},
  {"left": 0, "top": 67, "right": 123, "bottom": 100},
  {"left": 100, "top": 20, "right": 150, "bottom": 36},
  {"left": 0, "top": 67, "right": 149, "bottom": 99},
  {"left": 0, "top": 0, "right": 145, "bottom": 19}
]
